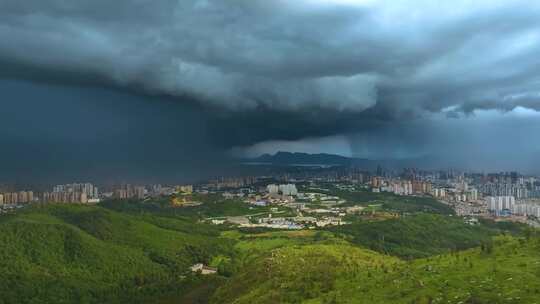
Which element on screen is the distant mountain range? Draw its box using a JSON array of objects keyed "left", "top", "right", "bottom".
[
  {"left": 241, "top": 151, "right": 447, "bottom": 171},
  {"left": 247, "top": 151, "right": 360, "bottom": 166},
  {"left": 242, "top": 151, "right": 397, "bottom": 170},
  {"left": 240, "top": 151, "right": 540, "bottom": 174}
]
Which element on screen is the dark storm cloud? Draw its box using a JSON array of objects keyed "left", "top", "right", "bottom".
[
  {"left": 3, "top": 0, "right": 540, "bottom": 116},
  {"left": 347, "top": 110, "right": 540, "bottom": 173},
  {"left": 0, "top": 80, "right": 235, "bottom": 183},
  {"left": 0, "top": 0, "right": 379, "bottom": 111},
  {"left": 2, "top": 0, "right": 540, "bottom": 176}
]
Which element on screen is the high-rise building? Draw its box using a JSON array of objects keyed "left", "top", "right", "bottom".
[
  {"left": 279, "top": 184, "right": 298, "bottom": 196},
  {"left": 432, "top": 188, "right": 446, "bottom": 198},
  {"left": 486, "top": 196, "right": 515, "bottom": 212},
  {"left": 425, "top": 182, "right": 432, "bottom": 194},
  {"left": 468, "top": 188, "right": 478, "bottom": 201},
  {"left": 512, "top": 203, "right": 540, "bottom": 217},
  {"left": 114, "top": 189, "right": 128, "bottom": 199},
  {"left": 10, "top": 192, "right": 18, "bottom": 204},
  {"left": 53, "top": 183, "right": 98, "bottom": 199},
  {"left": 371, "top": 177, "right": 382, "bottom": 188},
  {"left": 18, "top": 191, "right": 28, "bottom": 203},
  {"left": 135, "top": 186, "right": 145, "bottom": 199},
  {"left": 411, "top": 180, "right": 431, "bottom": 194},
  {"left": 267, "top": 184, "right": 279, "bottom": 195}
]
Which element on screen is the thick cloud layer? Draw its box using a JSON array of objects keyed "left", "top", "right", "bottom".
[
  {"left": 2, "top": 0, "right": 540, "bottom": 115},
  {"left": 0, "top": 80, "right": 239, "bottom": 184},
  {"left": 2, "top": 1, "right": 540, "bottom": 178}
]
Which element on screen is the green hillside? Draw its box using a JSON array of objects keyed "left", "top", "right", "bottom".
[
  {"left": 0, "top": 204, "right": 233, "bottom": 303},
  {"left": 213, "top": 235, "right": 540, "bottom": 304},
  {"left": 329, "top": 214, "right": 525, "bottom": 258},
  {"left": 1, "top": 202, "right": 538, "bottom": 304}
]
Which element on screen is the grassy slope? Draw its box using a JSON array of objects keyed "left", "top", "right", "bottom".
[
  {"left": 213, "top": 236, "right": 540, "bottom": 304},
  {"left": 212, "top": 243, "right": 402, "bottom": 304},
  {"left": 2, "top": 201, "right": 536, "bottom": 304},
  {"left": 48, "top": 205, "right": 234, "bottom": 270},
  {"left": 0, "top": 204, "right": 233, "bottom": 303},
  {"left": 329, "top": 213, "right": 524, "bottom": 259}
]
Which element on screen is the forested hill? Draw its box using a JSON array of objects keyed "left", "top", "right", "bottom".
[
  {"left": 1, "top": 202, "right": 538, "bottom": 303},
  {"left": 212, "top": 235, "right": 540, "bottom": 304},
  {"left": 0, "top": 204, "right": 233, "bottom": 303}
]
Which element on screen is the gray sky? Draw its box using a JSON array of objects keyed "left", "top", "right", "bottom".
[{"left": 2, "top": 0, "right": 540, "bottom": 180}]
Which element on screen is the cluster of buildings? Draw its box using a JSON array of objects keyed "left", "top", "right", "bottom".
[
  {"left": 42, "top": 191, "right": 90, "bottom": 204},
  {"left": 383, "top": 179, "right": 432, "bottom": 195},
  {"left": 486, "top": 196, "right": 540, "bottom": 218},
  {"left": 0, "top": 181, "right": 202, "bottom": 212},
  {"left": 255, "top": 214, "right": 345, "bottom": 229},
  {"left": 256, "top": 215, "right": 304, "bottom": 229},
  {"left": 370, "top": 174, "right": 482, "bottom": 205},
  {"left": 511, "top": 202, "right": 540, "bottom": 218},
  {"left": 53, "top": 183, "right": 98, "bottom": 199},
  {"left": 2, "top": 166, "right": 540, "bottom": 227},
  {"left": 1, "top": 182, "right": 101, "bottom": 208},
  {"left": 205, "top": 176, "right": 257, "bottom": 190},
  {"left": 222, "top": 184, "right": 301, "bottom": 207},
  {"left": 370, "top": 176, "right": 435, "bottom": 196},
  {"left": 226, "top": 169, "right": 540, "bottom": 224},
  {"left": 42, "top": 182, "right": 100, "bottom": 204},
  {"left": 1, "top": 182, "right": 198, "bottom": 209},
  {"left": 0, "top": 191, "right": 34, "bottom": 205},
  {"left": 415, "top": 171, "right": 540, "bottom": 221},
  {"left": 112, "top": 185, "right": 146, "bottom": 200},
  {"left": 474, "top": 172, "right": 540, "bottom": 199},
  {"left": 266, "top": 184, "right": 298, "bottom": 196},
  {"left": 433, "top": 185, "right": 479, "bottom": 203},
  {"left": 219, "top": 212, "right": 347, "bottom": 230},
  {"left": 101, "top": 184, "right": 191, "bottom": 200},
  {"left": 479, "top": 182, "right": 534, "bottom": 199},
  {"left": 486, "top": 196, "right": 516, "bottom": 214},
  {"left": 432, "top": 172, "right": 540, "bottom": 221},
  {"left": 209, "top": 183, "right": 354, "bottom": 229}
]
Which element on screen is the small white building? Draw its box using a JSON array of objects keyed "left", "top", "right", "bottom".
[{"left": 190, "top": 263, "right": 217, "bottom": 275}]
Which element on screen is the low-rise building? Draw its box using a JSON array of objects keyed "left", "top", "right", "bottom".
[{"left": 190, "top": 263, "right": 217, "bottom": 275}]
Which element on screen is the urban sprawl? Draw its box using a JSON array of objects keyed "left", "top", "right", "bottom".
[{"left": 2, "top": 167, "right": 540, "bottom": 228}]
